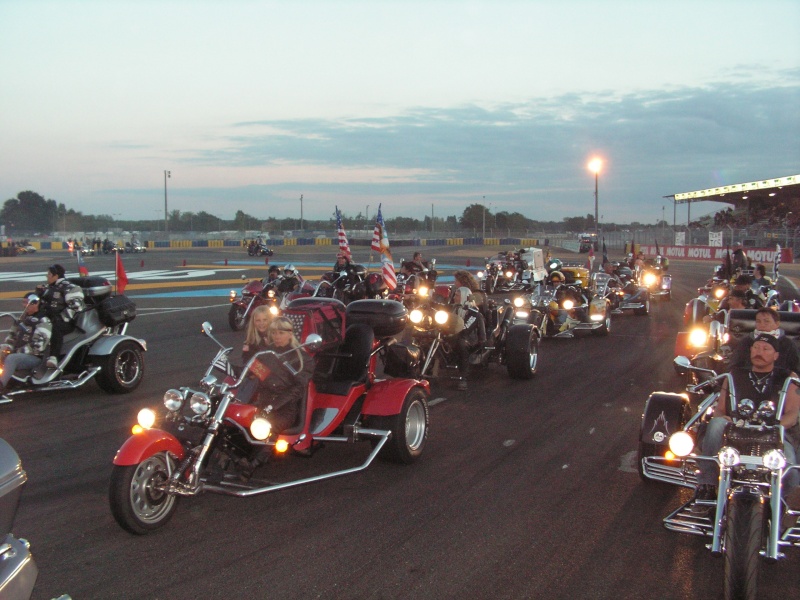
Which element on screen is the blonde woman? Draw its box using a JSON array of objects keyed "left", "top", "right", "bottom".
[
  {"left": 250, "top": 316, "right": 315, "bottom": 433},
  {"left": 242, "top": 305, "right": 273, "bottom": 363}
]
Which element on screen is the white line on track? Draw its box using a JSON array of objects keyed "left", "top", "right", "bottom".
[
  {"left": 136, "top": 304, "right": 230, "bottom": 315},
  {"left": 428, "top": 397, "right": 447, "bottom": 406}
]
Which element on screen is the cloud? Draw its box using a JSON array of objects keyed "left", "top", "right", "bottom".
[{"left": 93, "top": 78, "right": 800, "bottom": 223}]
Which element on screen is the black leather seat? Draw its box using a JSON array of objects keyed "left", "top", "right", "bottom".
[{"left": 313, "top": 323, "right": 375, "bottom": 395}]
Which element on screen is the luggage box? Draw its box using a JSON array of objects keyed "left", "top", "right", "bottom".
[
  {"left": 68, "top": 276, "right": 113, "bottom": 299},
  {"left": 346, "top": 299, "right": 408, "bottom": 338},
  {"left": 0, "top": 438, "right": 26, "bottom": 538},
  {"left": 98, "top": 294, "right": 137, "bottom": 327}
]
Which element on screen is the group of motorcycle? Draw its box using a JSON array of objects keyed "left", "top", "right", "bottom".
[{"left": 638, "top": 259, "right": 800, "bottom": 599}]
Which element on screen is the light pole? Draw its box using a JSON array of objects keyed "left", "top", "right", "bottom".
[
  {"left": 588, "top": 158, "right": 602, "bottom": 238},
  {"left": 164, "top": 170, "right": 171, "bottom": 233},
  {"left": 299, "top": 194, "right": 304, "bottom": 231},
  {"left": 366, "top": 205, "right": 370, "bottom": 223}
]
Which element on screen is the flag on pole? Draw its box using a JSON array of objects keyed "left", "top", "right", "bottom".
[
  {"left": 115, "top": 251, "right": 129, "bottom": 295},
  {"left": 372, "top": 204, "right": 397, "bottom": 289},
  {"left": 655, "top": 240, "right": 661, "bottom": 256},
  {"left": 774, "top": 244, "right": 782, "bottom": 281},
  {"left": 76, "top": 249, "right": 89, "bottom": 277},
  {"left": 335, "top": 206, "right": 351, "bottom": 260}
]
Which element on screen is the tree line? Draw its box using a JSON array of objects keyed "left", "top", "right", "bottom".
[{"left": 1, "top": 191, "right": 659, "bottom": 236}]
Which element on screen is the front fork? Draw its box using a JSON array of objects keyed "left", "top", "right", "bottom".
[{"left": 419, "top": 334, "right": 442, "bottom": 377}]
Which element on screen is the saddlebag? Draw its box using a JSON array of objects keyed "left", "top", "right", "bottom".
[
  {"left": 98, "top": 295, "right": 137, "bottom": 327},
  {"left": 640, "top": 392, "right": 690, "bottom": 446},
  {"left": 383, "top": 343, "right": 421, "bottom": 378}
]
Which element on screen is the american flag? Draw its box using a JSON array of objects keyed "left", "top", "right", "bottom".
[
  {"left": 335, "top": 206, "right": 351, "bottom": 260},
  {"left": 372, "top": 204, "right": 397, "bottom": 289},
  {"left": 774, "top": 244, "right": 782, "bottom": 280},
  {"left": 76, "top": 249, "right": 89, "bottom": 277}
]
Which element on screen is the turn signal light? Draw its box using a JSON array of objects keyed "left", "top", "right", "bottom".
[{"left": 275, "top": 439, "right": 289, "bottom": 453}]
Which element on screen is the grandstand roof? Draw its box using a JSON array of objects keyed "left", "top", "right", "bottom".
[{"left": 665, "top": 173, "right": 800, "bottom": 206}]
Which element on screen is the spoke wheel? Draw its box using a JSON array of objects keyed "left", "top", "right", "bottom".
[{"left": 109, "top": 452, "right": 179, "bottom": 535}]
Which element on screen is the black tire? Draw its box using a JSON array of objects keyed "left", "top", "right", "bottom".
[
  {"left": 505, "top": 324, "right": 538, "bottom": 379},
  {"left": 369, "top": 387, "right": 429, "bottom": 464},
  {"left": 594, "top": 311, "right": 611, "bottom": 336},
  {"left": 634, "top": 294, "right": 650, "bottom": 316},
  {"left": 228, "top": 305, "right": 247, "bottom": 331},
  {"left": 109, "top": 452, "right": 179, "bottom": 535},
  {"left": 724, "top": 495, "right": 763, "bottom": 600},
  {"left": 486, "top": 278, "right": 496, "bottom": 295},
  {"left": 95, "top": 341, "right": 144, "bottom": 394},
  {"left": 637, "top": 442, "right": 659, "bottom": 482}
]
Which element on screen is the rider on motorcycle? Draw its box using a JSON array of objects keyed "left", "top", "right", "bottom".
[
  {"left": 37, "top": 264, "right": 85, "bottom": 369},
  {"left": 0, "top": 294, "right": 52, "bottom": 396},
  {"left": 277, "top": 265, "right": 302, "bottom": 294},
  {"left": 693, "top": 334, "right": 800, "bottom": 511},
  {"left": 448, "top": 278, "right": 480, "bottom": 391}
]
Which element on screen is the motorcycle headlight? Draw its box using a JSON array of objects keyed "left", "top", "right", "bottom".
[
  {"left": 714, "top": 287, "right": 726, "bottom": 299},
  {"left": 267, "top": 289, "right": 276, "bottom": 298},
  {"left": 410, "top": 309, "right": 424, "bottom": 324},
  {"left": 434, "top": 310, "right": 449, "bottom": 325},
  {"left": 737, "top": 398, "right": 755, "bottom": 417},
  {"left": 668, "top": 431, "right": 694, "bottom": 457},
  {"left": 137, "top": 408, "right": 156, "bottom": 430},
  {"left": 763, "top": 449, "right": 787, "bottom": 471},
  {"left": 516, "top": 311, "right": 529, "bottom": 319},
  {"left": 229, "top": 290, "right": 237, "bottom": 301},
  {"left": 505, "top": 270, "right": 514, "bottom": 279},
  {"left": 562, "top": 299, "right": 574, "bottom": 310},
  {"left": 756, "top": 400, "right": 776, "bottom": 420},
  {"left": 643, "top": 273, "right": 657, "bottom": 286},
  {"left": 250, "top": 417, "right": 272, "bottom": 441},
  {"left": 688, "top": 328, "right": 708, "bottom": 348},
  {"left": 269, "top": 305, "right": 279, "bottom": 315},
  {"left": 477, "top": 271, "right": 485, "bottom": 279},
  {"left": 418, "top": 286, "right": 429, "bottom": 297},
  {"left": 718, "top": 446, "right": 741, "bottom": 467},
  {"left": 163, "top": 389, "right": 184, "bottom": 412},
  {"left": 189, "top": 392, "right": 211, "bottom": 415},
  {"left": 589, "top": 313, "right": 603, "bottom": 321},
  {"left": 513, "top": 297, "right": 524, "bottom": 308}
]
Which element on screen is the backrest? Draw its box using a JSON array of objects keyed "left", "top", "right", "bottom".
[
  {"left": 778, "top": 312, "right": 800, "bottom": 339},
  {"left": 331, "top": 323, "right": 375, "bottom": 382}
]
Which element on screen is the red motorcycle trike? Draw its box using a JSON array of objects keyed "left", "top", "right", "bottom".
[{"left": 109, "top": 298, "right": 430, "bottom": 534}]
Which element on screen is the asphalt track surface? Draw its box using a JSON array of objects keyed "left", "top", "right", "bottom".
[{"left": 3, "top": 247, "right": 800, "bottom": 600}]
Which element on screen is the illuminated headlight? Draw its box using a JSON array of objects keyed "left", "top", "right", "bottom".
[
  {"left": 643, "top": 273, "right": 657, "bottom": 286},
  {"left": 757, "top": 400, "right": 776, "bottom": 420},
  {"left": 714, "top": 288, "right": 726, "bottom": 299},
  {"left": 737, "top": 398, "right": 755, "bottom": 417},
  {"left": 267, "top": 289, "right": 276, "bottom": 298},
  {"left": 513, "top": 297, "right": 524, "bottom": 308},
  {"left": 562, "top": 299, "right": 574, "bottom": 310},
  {"left": 410, "top": 309, "right": 424, "bottom": 324},
  {"left": 516, "top": 311, "right": 529, "bottom": 319},
  {"left": 250, "top": 417, "right": 272, "bottom": 441},
  {"left": 722, "top": 333, "right": 730, "bottom": 343},
  {"left": 189, "top": 392, "right": 211, "bottom": 415},
  {"left": 718, "top": 446, "right": 741, "bottom": 467},
  {"left": 269, "top": 305, "right": 279, "bottom": 315},
  {"left": 137, "top": 408, "right": 156, "bottom": 430},
  {"left": 668, "top": 431, "right": 694, "bottom": 457},
  {"left": 763, "top": 449, "right": 787, "bottom": 471},
  {"left": 505, "top": 270, "right": 514, "bottom": 278},
  {"left": 163, "top": 389, "right": 184, "bottom": 412},
  {"left": 477, "top": 271, "right": 485, "bottom": 279},
  {"left": 688, "top": 328, "right": 708, "bottom": 348},
  {"left": 229, "top": 290, "right": 237, "bottom": 302},
  {"left": 590, "top": 313, "right": 603, "bottom": 321},
  {"left": 418, "top": 286, "right": 429, "bottom": 297},
  {"left": 434, "top": 310, "right": 449, "bottom": 325}
]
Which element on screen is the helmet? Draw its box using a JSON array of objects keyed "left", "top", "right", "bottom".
[
  {"left": 546, "top": 258, "right": 562, "bottom": 273},
  {"left": 549, "top": 270, "right": 565, "bottom": 284},
  {"left": 283, "top": 264, "right": 297, "bottom": 277},
  {"left": 268, "top": 265, "right": 280, "bottom": 274}
]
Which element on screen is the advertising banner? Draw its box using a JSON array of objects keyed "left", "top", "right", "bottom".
[{"left": 708, "top": 231, "right": 723, "bottom": 247}]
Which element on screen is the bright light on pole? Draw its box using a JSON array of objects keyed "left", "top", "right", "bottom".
[{"left": 587, "top": 158, "right": 602, "bottom": 238}]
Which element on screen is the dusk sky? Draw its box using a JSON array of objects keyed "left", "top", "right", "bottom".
[{"left": 2, "top": 0, "right": 799, "bottom": 226}]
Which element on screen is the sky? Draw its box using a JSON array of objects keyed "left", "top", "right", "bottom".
[{"left": 1, "top": 0, "right": 799, "bottom": 226}]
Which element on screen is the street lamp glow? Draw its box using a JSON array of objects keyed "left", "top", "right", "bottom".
[
  {"left": 587, "top": 157, "right": 603, "bottom": 242},
  {"left": 588, "top": 158, "right": 602, "bottom": 174}
]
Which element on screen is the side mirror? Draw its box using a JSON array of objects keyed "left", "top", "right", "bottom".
[
  {"left": 430, "top": 258, "right": 436, "bottom": 267},
  {"left": 303, "top": 333, "right": 323, "bottom": 350},
  {"left": 241, "top": 274, "right": 247, "bottom": 280},
  {"left": 202, "top": 321, "right": 213, "bottom": 335},
  {"left": 673, "top": 356, "right": 691, "bottom": 374}
]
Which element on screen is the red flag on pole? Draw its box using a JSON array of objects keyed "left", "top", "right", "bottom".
[
  {"left": 77, "top": 249, "right": 89, "bottom": 277},
  {"left": 116, "top": 251, "right": 129, "bottom": 295}
]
